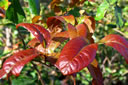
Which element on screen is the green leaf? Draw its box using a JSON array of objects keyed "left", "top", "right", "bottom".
[
  {"left": 107, "top": 0, "right": 117, "bottom": 5},
  {"left": 6, "top": 0, "right": 25, "bottom": 23},
  {"left": 0, "top": 0, "right": 9, "bottom": 10},
  {"left": 114, "top": 5, "right": 124, "bottom": 28},
  {"left": 95, "top": 0, "right": 109, "bottom": 21},
  {"left": 28, "top": 0, "right": 40, "bottom": 15}
]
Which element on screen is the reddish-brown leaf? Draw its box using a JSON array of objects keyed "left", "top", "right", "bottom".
[
  {"left": 16, "top": 23, "right": 44, "bottom": 43},
  {"left": 55, "top": 37, "right": 98, "bottom": 75},
  {"left": 31, "top": 24, "right": 51, "bottom": 46},
  {"left": 0, "top": 49, "right": 39, "bottom": 79},
  {"left": 67, "top": 23, "right": 77, "bottom": 39},
  {"left": 100, "top": 34, "right": 128, "bottom": 64},
  {"left": 87, "top": 59, "right": 103, "bottom": 85},
  {"left": 27, "top": 38, "right": 40, "bottom": 48},
  {"left": 76, "top": 24, "right": 88, "bottom": 38},
  {"left": 16, "top": 23, "right": 51, "bottom": 46},
  {"left": 47, "top": 16, "right": 65, "bottom": 28},
  {"left": 63, "top": 15, "right": 75, "bottom": 25},
  {"left": 54, "top": 31, "right": 69, "bottom": 38}
]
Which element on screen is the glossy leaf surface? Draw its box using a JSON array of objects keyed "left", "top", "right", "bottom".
[
  {"left": 100, "top": 34, "right": 128, "bottom": 64},
  {"left": 16, "top": 23, "right": 44, "bottom": 43},
  {"left": 31, "top": 24, "right": 51, "bottom": 45},
  {"left": 16, "top": 23, "right": 51, "bottom": 46},
  {"left": 87, "top": 59, "right": 103, "bottom": 85},
  {"left": 55, "top": 37, "right": 98, "bottom": 75},
  {"left": 0, "top": 49, "right": 39, "bottom": 79}
]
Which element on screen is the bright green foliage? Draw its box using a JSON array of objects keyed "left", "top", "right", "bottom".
[
  {"left": 95, "top": 0, "right": 109, "bottom": 20},
  {"left": 28, "top": 0, "right": 40, "bottom": 15},
  {"left": 6, "top": 0, "right": 25, "bottom": 23},
  {"left": 0, "top": 0, "right": 9, "bottom": 10}
]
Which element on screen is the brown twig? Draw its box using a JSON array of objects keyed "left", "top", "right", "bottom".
[
  {"left": 72, "top": 74, "right": 76, "bottom": 85},
  {"left": 17, "top": 29, "right": 26, "bottom": 49},
  {"left": 113, "top": 28, "right": 128, "bottom": 38},
  {"left": 31, "top": 61, "right": 45, "bottom": 85}
]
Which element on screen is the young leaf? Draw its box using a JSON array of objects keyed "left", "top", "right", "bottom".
[
  {"left": 0, "top": 49, "right": 39, "bottom": 79},
  {"left": 47, "top": 16, "right": 65, "bottom": 28},
  {"left": 54, "top": 31, "right": 69, "bottom": 38},
  {"left": 32, "top": 15, "right": 41, "bottom": 23},
  {"left": 76, "top": 24, "right": 87, "bottom": 38},
  {"left": 55, "top": 37, "right": 98, "bottom": 75},
  {"left": 6, "top": 0, "right": 25, "bottom": 23},
  {"left": 100, "top": 34, "right": 128, "bottom": 64},
  {"left": 95, "top": 0, "right": 109, "bottom": 21},
  {"left": 67, "top": 23, "right": 77, "bottom": 39},
  {"left": 63, "top": 15, "right": 75, "bottom": 25},
  {"left": 114, "top": 5, "right": 124, "bottom": 28},
  {"left": 27, "top": 38, "right": 40, "bottom": 48},
  {"left": 28, "top": 0, "right": 40, "bottom": 15},
  {"left": 87, "top": 59, "right": 103, "bottom": 85}
]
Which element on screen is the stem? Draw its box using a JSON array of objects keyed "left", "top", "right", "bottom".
[
  {"left": 17, "top": 29, "right": 26, "bottom": 49},
  {"left": 72, "top": 74, "right": 76, "bottom": 85},
  {"left": 113, "top": 28, "right": 128, "bottom": 38},
  {"left": 31, "top": 62, "right": 45, "bottom": 85}
]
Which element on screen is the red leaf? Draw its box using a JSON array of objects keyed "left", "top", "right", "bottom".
[
  {"left": 31, "top": 24, "right": 51, "bottom": 46},
  {"left": 87, "top": 59, "right": 103, "bottom": 85},
  {"left": 16, "top": 23, "right": 51, "bottom": 46},
  {"left": 67, "top": 23, "right": 77, "bottom": 39},
  {"left": 47, "top": 16, "right": 65, "bottom": 28},
  {"left": 16, "top": 23, "right": 44, "bottom": 43},
  {"left": 55, "top": 37, "right": 98, "bottom": 75},
  {"left": 27, "top": 38, "right": 40, "bottom": 48},
  {"left": 54, "top": 31, "right": 69, "bottom": 38},
  {"left": 100, "top": 34, "right": 128, "bottom": 64},
  {"left": 0, "top": 49, "right": 39, "bottom": 79},
  {"left": 76, "top": 24, "right": 88, "bottom": 38}
]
